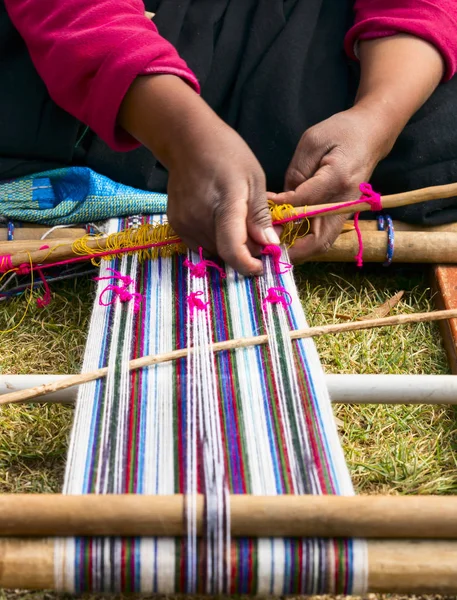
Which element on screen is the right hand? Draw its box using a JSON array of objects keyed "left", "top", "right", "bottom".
[{"left": 120, "top": 75, "right": 279, "bottom": 276}]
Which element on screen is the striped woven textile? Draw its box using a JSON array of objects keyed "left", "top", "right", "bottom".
[
  {"left": 0, "top": 168, "right": 167, "bottom": 224},
  {"left": 55, "top": 216, "right": 367, "bottom": 595}
]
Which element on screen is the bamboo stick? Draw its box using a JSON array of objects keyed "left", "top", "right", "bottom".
[
  {"left": 0, "top": 236, "right": 105, "bottom": 267},
  {"left": 314, "top": 230, "right": 457, "bottom": 263},
  {"left": 293, "top": 180, "right": 457, "bottom": 217},
  {"left": 1, "top": 308, "right": 456, "bottom": 406},
  {"left": 3, "top": 227, "right": 457, "bottom": 268},
  {"left": 0, "top": 494, "right": 456, "bottom": 538},
  {"left": 3, "top": 374, "right": 457, "bottom": 405},
  {"left": 0, "top": 227, "right": 84, "bottom": 242},
  {"left": 347, "top": 220, "right": 457, "bottom": 233},
  {"left": 1, "top": 538, "right": 457, "bottom": 593},
  {"left": 0, "top": 237, "right": 91, "bottom": 255}
]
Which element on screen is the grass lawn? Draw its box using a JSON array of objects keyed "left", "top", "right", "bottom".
[{"left": 0, "top": 260, "right": 454, "bottom": 599}]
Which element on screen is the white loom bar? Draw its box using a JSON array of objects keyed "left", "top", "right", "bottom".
[
  {"left": 0, "top": 374, "right": 456, "bottom": 404},
  {"left": 325, "top": 374, "right": 457, "bottom": 404}
]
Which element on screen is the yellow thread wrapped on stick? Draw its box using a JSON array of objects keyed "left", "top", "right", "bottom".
[{"left": 268, "top": 201, "right": 310, "bottom": 247}]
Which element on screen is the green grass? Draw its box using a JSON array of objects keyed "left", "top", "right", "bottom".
[{"left": 0, "top": 262, "right": 454, "bottom": 599}]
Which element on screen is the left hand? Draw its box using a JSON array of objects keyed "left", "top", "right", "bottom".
[{"left": 271, "top": 106, "right": 397, "bottom": 263}]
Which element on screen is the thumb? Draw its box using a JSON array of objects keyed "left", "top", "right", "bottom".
[{"left": 247, "top": 178, "right": 280, "bottom": 247}]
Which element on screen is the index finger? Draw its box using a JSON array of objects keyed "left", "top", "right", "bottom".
[{"left": 274, "top": 164, "right": 338, "bottom": 207}]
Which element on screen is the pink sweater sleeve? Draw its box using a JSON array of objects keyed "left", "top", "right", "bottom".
[
  {"left": 4, "top": 0, "right": 200, "bottom": 151},
  {"left": 345, "top": 1, "right": 457, "bottom": 81}
]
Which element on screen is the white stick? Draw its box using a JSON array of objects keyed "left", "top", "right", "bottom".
[{"left": 1, "top": 374, "right": 456, "bottom": 405}]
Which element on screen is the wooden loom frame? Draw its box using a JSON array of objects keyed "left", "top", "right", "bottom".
[{"left": 1, "top": 182, "right": 457, "bottom": 593}]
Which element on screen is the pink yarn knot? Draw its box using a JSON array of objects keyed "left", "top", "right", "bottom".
[
  {"left": 262, "top": 286, "right": 292, "bottom": 312},
  {"left": 16, "top": 263, "right": 31, "bottom": 276},
  {"left": 184, "top": 247, "right": 226, "bottom": 279},
  {"left": 187, "top": 290, "right": 210, "bottom": 318},
  {"left": 261, "top": 245, "right": 292, "bottom": 275},
  {"left": 359, "top": 182, "right": 382, "bottom": 212},
  {"left": 0, "top": 255, "right": 13, "bottom": 273},
  {"left": 95, "top": 268, "right": 143, "bottom": 312},
  {"left": 99, "top": 285, "right": 143, "bottom": 313},
  {"left": 94, "top": 268, "right": 134, "bottom": 287}
]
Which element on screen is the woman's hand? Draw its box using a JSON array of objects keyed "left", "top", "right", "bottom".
[
  {"left": 273, "top": 34, "right": 444, "bottom": 264},
  {"left": 272, "top": 105, "right": 395, "bottom": 263},
  {"left": 166, "top": 116, "right": 278, "bottom": 276},
  {"left": 119, "top": 75, "right": 278, "bottom": 276}
]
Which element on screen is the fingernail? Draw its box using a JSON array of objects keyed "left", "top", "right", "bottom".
[{"left": 265, "top": 227, "right": 280, "bottom": 245}]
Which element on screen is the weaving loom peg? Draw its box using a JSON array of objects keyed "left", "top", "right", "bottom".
[{"left": 1, "top": 308, "right": 457, "bottom": 405}]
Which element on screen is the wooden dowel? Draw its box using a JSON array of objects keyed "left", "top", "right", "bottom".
[
  {"left": 4, "top": 228, "right": 457, "bottom": 269},
  {"left": 1, "top": 308, "right": 456, "bottom": 406},
  {"left": 1, "top": 538, "right": 457, "bottom": 592},
  {"left": 294, "top": 180, "right": 457, "bottom": 217},
  {"left": 3, "top": 374, "right": 457, "bottom": 405},
  {"left": 347, "top": 220, "right": 457, "bottom": 233},
  {"left": 0, "top": 227, "right": 84, "bottom": 242},
  {"left": 314, "top": 230, "right": 457, "bottom": 263},
  {"left": 0, "top": 494, "right": 456, "bottom": 538},
  {"left": 0, "top": 238, "right": 90, "bottom": 255},
  {"left": 2, "top": 236, "right": 105, "bottom": 267}
]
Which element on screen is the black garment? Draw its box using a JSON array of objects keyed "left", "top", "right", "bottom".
[
  {"left": 87, "top": 0, "right": 354, "bottom": 194},
  {"left": 1, "top": 0, "right": 457, "bottom": 225}
]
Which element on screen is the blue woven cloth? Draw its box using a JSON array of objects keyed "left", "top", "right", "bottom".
[{"left": 0, "top": 167, "right": 167, "bottom": 225}]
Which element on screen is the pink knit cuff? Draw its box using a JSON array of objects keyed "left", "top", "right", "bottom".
[{"left": 345, "top": 19, "right": 456, "bottom": 82}]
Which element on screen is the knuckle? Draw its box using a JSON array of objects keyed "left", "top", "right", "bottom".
[{"left": 300, "top": 128, "right": 318, "bottom": 149}]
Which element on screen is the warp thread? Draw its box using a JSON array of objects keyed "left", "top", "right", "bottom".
[{"left": 377, "top": 214, "right": 395, "bottom": 266}]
